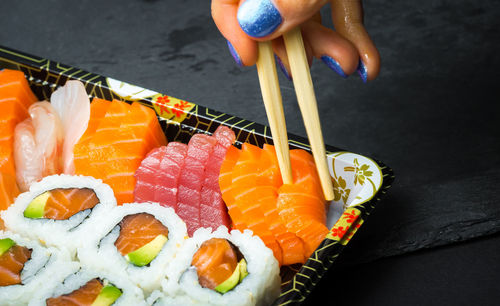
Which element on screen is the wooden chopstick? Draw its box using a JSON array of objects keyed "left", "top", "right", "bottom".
[
  {"left": 256, "top": 41, "right": 293, "bottom": 185},
  {"left": 282, "top": 27, "right": 335, "bottom": 201},
  {"left": 255, "top": 27, "right": 334, "bottom": 201}
]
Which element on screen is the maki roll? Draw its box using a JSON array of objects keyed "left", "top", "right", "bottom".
[
  {"left": 77, "top": 202, "right": 188, "bottom": 293},
  {"left": 1, "top": 174, "right": 116, "bottom": 256},
  {"left": 0, "top": 231, "right": 79, "bottom": 306},
  {"left": 155, "top": 226, "right": 281, "bottom": 306},
  {"left": 30, "top": 268, "right": 146, "bottom": 306}
]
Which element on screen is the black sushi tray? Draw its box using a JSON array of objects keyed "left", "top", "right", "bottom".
[{"left": 0, "top": 45, "right": 394, "bottom": 305}]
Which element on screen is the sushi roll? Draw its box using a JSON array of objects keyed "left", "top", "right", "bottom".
[
  {"left": 158, "top": 226, "right": 281, "bottom": 306},
  {"left": 1, "top": 174, "right": 116, "bottom": 256},
  {"left": 77, "top": 202, "right": 188, "bottom": 293},
  {"left": 29, "top": 268, "right": 147, "bottom": 306},
  {"left": 0, "top": 231, "right": 79, "bottom": 306}
]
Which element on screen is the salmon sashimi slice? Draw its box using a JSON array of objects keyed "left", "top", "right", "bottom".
[
  {"left": 41, "top": 188, "right": 100, "bottom": 220},
  {"left": 199, "top": 126, "right": 234, "bottom": 230},
  {"left": 177, "top": 134, "right": 217, "bottom": 236},
  {"left": 0, "top": 172, "right": 20, "bottom": 211},
  {"left": 74, "top": 99, "right": 167, "bottom": 204},
  {"left": 0, "top": 69, "right": 37, "bottom": 112},
  {"left": 114, "top": 213, "right": 169, "bottom": 256},
  {"left": 0, "top": 242, "right": 32, "bottom": 286},
  {"left": 77, "top": 98, "right": 111, "bottom": 146},
  {"left": 45, "top": 278, "right": 103, "bottom": 306},
  {"left": 191, "top": 238, "right": 239, "bottom": 290},
  {"left": 0, "top": 70, "right": 37, "bottom": 178},
  {"left": 219, "top": 144, "right": 328, "bottom": 266},
  {"left": 50, "top": 80, "right": 90, "bottom": 175}
]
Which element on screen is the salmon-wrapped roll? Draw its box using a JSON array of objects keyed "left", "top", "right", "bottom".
[
  {"left": 29, "top": 268, "right": 146, "bottom": 306},
  {"left": 77, "top": 202, "right": 188, "bottom": 293},
  {"left": 150, "top": 226, "right": 280, "bottom": 306},
  {"left": 0, "top": 231, "right": 79, "bottom": 306},
  {"left": 1, "top": 174, "right": 117, "bottom": 257}
]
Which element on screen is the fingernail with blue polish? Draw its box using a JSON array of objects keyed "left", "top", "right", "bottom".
[
  {"left": 227, "top": 40, "right": 243, "bottom": 67},
  {"left": 357, "top": 60, "right": 368, "bottom": 83},
  {"left": 320, "top": 55, "right": 347, "bottom": 78},
  {"left": 237, "top": 0, "right": 282, "bottom": 38},
  {"left": 275, "top": 55, "right": 292, "bottom": 81}
]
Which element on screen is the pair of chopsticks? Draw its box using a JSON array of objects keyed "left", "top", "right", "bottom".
[{"left": 255, "top": 27, "right": 334, "bottom": 201}]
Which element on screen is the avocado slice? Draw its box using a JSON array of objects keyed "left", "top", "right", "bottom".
[
  {"left": 0, "top": 238, "right": 15, "bottom": 256},
  {"left": 125, "top": 234, "right": 167, "bottom": 267},
  {"left": 215, "top": 259, "right": 248, "bottom": 294},
  {"left": 23, "top": 191, "right": 50, "bottom": 219},
  {"left": 91, "top": 284, "right": 122, "bottom": 306},
  {"left": 239, "top": 258, "right": 248, "bottom": 282}
]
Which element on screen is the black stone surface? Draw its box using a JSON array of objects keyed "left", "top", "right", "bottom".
[{"left": 1, "top": 0, "right": 499, "bottom": 304}]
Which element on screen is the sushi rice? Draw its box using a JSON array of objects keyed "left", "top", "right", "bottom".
[
  {"left": 154, "top": 226, "right": 281, "bottom": 306},
  {"left": 77, "top": 202, "right": 188, "bottom": 293},
  {"left": 0, "top": 231, "right": 79, "bottom": 306},
  {"left": 1, "top": 174, "right": 116, "bottom": 257},
  {"left": 29, "top": 268, "right": 147, "bottom": 306}
]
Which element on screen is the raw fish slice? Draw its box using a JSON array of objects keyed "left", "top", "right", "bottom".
[
  {"left": 157, "top": 142, "right": 188, "bottom": 208},
  {"left": 43, "top": 188, "right": 100, "bottom": 220},
  {"left": 29, "top": 102, "right": 64, "bottom": 176},
  {"left": 0, "top": 244, "right": 32, "bottom": 286},
  {"left": 50, "top": 81, "right": 90, "bottom": 174},
  {"left": 0, "top": 80, "right": 36, "bottom": 177},
  {"left": 14, "top": 102, "right": 64, "bottom": 192},
  {"left": 74, "top": 99, "right": 167, "bottom": 204},
  {"left": 0, "top": 69, "right": 37, "bottom": 112},
  {"left": 0, "top": 172, "right": 20, "bottom": 211},
  {"left": 177, "top": 134, "right": 217, "bottom": 236},
  {"left": 46, "top": 278, "right": 103, "bottom": 306},
  {"left": 199, "top": 126, "right": 235, "bottom": 230},
  {"left": 219, "top": 143, "right": 328, "bottom": 266},
  {"left": 191, "top": 238, "right": 239, "bottom": 290},
  {"left": 133, "top": 146, "right": 165, "bottom": 204},
  {"left": 13, "top": 119, "right": 42, "bottom": 192},
  {"left": 114, "top": 213, "right": 169, "bottom": 256}
]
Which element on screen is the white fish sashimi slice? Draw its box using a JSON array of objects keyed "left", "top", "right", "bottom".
[
  {"left": 13, "top": 118, "right": 42, "bottom": 192},
  {"left": 13, "top": 102, "right": 64, "bottom": 192},
  {"left": 50, "top": 80, "right": 90, "bottom": 174},
  {"left": 30, "top": 101, "right": 64, "bottom": 176}
]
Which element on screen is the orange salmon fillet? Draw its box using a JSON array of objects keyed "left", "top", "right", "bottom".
[
  {"left": 219, "top": 143, "right": 328, "bottom": 266},
  {"left": 0, "top": 69, "right": 37, "bottom": 178},
  {"left": 0, "top": 244, "right": 32, "bottom": 286},
  {"left": 114, "top": 213, "right": 169, "bottom": 256},
  {"left": 43, "top": 188, "right": 100, "bottom": 220},
  {"left": 0, "top": 172, "right": 20, "bottom": 211},
  {"left": 191, "top": 238, "right": 238, "bottom": 290},
  {"left": 74, "top": 99, "right": 167, "bottom": 204},
  {"left": 46, "top": 278, "right": 103, "bottom": 306}
]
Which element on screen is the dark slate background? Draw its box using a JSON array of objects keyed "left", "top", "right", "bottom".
[{"left": 1, "top": 0, "right": 499, "bottom": 305}]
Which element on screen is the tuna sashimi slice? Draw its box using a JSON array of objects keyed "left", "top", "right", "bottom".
[
  {"left": 134, "top": 142, "right": 188, "bottom": 210},
  {"left": 177, "top": 134, "right": 217, "bottom": 236},
  {"left": 199, "top": 126, "right": 235, "bottom": 230}
]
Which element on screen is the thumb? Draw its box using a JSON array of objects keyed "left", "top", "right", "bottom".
[{"left": 237, "top": 0, "right": 327, "bottom": 39}]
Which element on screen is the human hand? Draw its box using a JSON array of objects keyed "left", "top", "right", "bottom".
[{"left": 211, "top": 0, "right": 380, "bottom": 82}]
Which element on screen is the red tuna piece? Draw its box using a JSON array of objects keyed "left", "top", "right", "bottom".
[
  {"left": 134, "top": 142, "right": 188, "bottom": 209},
  {"left": 177, "top": 134, "right": 217, "bottom": 236},
  {"left": 199, "top": 126, "right": 235, "bottom": 230}
]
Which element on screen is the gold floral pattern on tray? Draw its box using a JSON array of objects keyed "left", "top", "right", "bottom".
[{"left": 328, "top": 152, "right": 383, "bottom": 209}]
